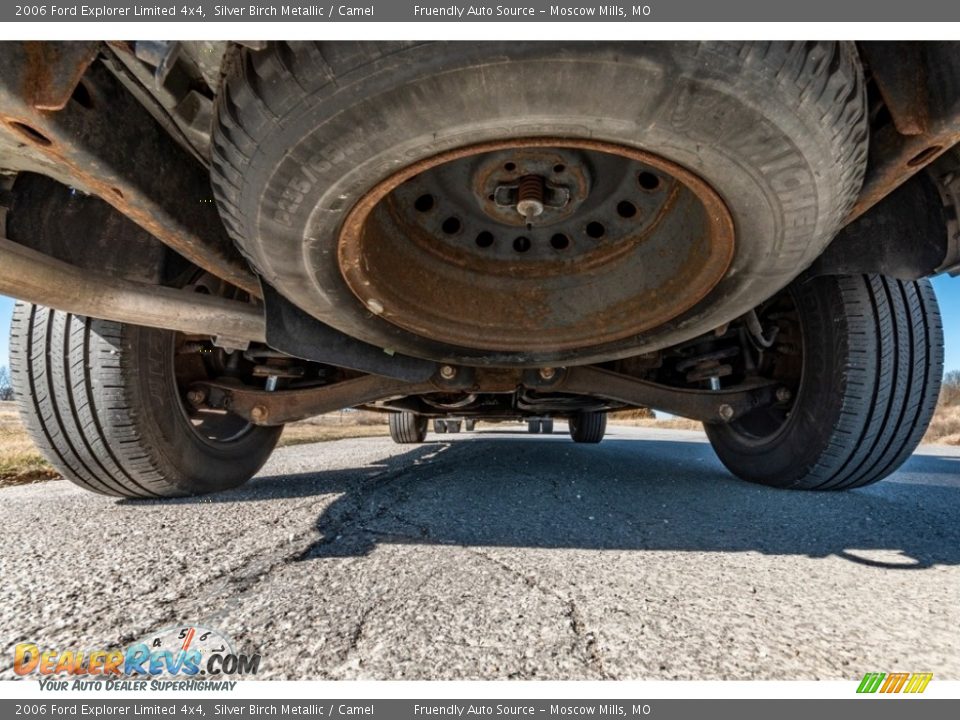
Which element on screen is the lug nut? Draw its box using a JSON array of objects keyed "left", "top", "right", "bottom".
[
  {"left": 539, "top": 367, "right": 557, "bottom": 380},
  {"left": 718, "top": 404, "right": 735, "bottom": 422},
  {"left": 440, "top": 365, "right": 457, "bottom": 379},
  {"left": 250, "top": 405, "right": 268, "bottom": 423},
  {"left": 776, "top": 387, "right": 792, "bottom": 403}
]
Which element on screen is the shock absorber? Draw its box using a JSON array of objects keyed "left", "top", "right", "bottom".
[{"left": 676, "top": 347, "right": 739, "bottom": 388}]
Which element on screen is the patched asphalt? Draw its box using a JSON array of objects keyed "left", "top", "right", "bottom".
[{"left": 1, "top": 425, "right": 958, "bottom": 680}]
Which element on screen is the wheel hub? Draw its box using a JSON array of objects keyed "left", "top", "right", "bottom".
[{"left": 337, "top": 138, "right": 735, "bottom": 353}]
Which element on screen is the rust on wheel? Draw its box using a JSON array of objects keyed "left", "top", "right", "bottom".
[{"left": 337, "top": 138, "right": 735, "bottom": 354}]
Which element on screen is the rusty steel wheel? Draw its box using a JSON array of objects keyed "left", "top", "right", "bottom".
[
  {"left": 213, "top": 42, "right": 867, "bottom": 366},
  {"left": 338, "top": 139, "right": 734, "bottom": 353}
]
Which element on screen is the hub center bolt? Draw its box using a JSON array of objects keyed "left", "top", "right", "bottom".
[
  {"left": 515, "top": 175, "right": 546, "bottom": 220},
  {"left": 440, "top": 365, "right": 457, "bottom": 379}
]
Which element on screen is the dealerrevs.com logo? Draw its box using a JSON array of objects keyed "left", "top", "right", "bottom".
[{"left": 14, "top": 625, "right": 260, "bottom": 691}]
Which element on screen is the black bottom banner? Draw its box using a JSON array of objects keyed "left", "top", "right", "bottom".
[{"left": 4, "top": 699, "right": 957, "bottom": 720}]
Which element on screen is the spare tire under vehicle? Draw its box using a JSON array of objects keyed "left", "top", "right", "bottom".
[{"left": 211, "top": 41, "right": 867, "bottom": 366}]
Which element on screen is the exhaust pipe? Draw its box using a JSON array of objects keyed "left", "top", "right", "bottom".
[{"left": 0, "top": 236, "right": 266, "bottom": 343}]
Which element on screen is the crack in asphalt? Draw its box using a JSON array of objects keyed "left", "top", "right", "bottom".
[
  {"left": 125, "top": 443, "right": 472, "bottom": 657},
  {"left": 270, "top": 436, "right": 617, "bottom": 679},
  {"left": 347, "top": 605, "right": 374, "bottom": 656},
  {"left": 465, "top": 547, "right": 615, "bottom": 679},
  {"left": 293, "top": 441, "right": 495, "bottom": 561}
]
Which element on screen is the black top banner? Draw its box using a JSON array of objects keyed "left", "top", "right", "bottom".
[{"left": 5, "top": 0, "right": 960, "bottom": 22}]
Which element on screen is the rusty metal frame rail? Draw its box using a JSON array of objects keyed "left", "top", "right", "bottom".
[
  {"left": 0, "top": 236, "right": 266, "bottom": 343},
  {"left": 0, "top": 41, "right": 259, "bottom": 294},
  {"left": 849, "top": 42, "right": 960, "bottom": 223},
  {"left": 197, "top": 365, "right": 781, "bottom": 427}
]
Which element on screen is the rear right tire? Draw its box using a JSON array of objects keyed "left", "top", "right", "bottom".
[
  {"left": 705, "top": 274, "right": 943, "bottom": 490},
  {"left": 527, "top": 420, "right": 541, "bottom": 434}
]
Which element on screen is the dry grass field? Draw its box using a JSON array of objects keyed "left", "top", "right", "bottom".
[
  {"left": 925, "top": 402, "right": 960, "bottom": 445},
  {"left": 0, "top": 401, "right": 58, "bottom": 487}
]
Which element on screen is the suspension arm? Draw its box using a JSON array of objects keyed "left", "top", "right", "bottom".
[
  {"left": 195, "top": 365, "right": 783, "bottom": 426},
  {"left": 544, "top": 366, "right": 782, "bottom": 424}
]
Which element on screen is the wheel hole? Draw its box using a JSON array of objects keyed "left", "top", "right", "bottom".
[
  {"left": 441, "top": 217, "right": 461, "bottom": 235},
  {"left": 504, "top": 162, "right": 517, "bottom": 172},
  {"left": 550, "top": 233, "right": 570, "bottom": 250},
  {"left": 553, "top": 164, "right": 565, "bottom": 173},
  {"left": 638, "top": 171, "right": 661, "bottom": 191},
  {"left": 513, "top": 236, "right": 531, "bottom": 253},
  {"left": 586, "top": 221, "right": 605, "bottom": 239},
  {"left": 907, "top": 145, "right": 943, "bottom": 167},
  {"left": 414, "top": 194, "right": 435, "bottom": 212},
  {"left": 616, "top": 200, "right": 637, "bottom": 218},
  {"left": 70, "top": 80, "right": 94, "bottom": 110},
  {"left": 8, "top": 121, "right": 51, "bottom": 146},
  {"left": 475, "top": 231, "right": 494, "bottom": 248}
]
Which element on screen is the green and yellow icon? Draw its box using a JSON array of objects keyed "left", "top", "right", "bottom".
[{"left": 857, "top": 672, "right": 933, "bottom": 694}]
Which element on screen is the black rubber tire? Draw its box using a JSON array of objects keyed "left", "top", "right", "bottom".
[
  {"left": 390, "top": 412, "right": 428, "bottom": 443},
  {"left": 705, "top": 275, "right": 943, "bottom": 490},
  {"left": 8, "top": 303, "right": 281, "bottom": 498},
  {"left": 464, "top": 419, "right": 476, "bottom": 431},
  {"left": 447, "top": 421, "right": 462, "bottom": 434},
  {"left": 541, "top": 419, "right": 555, "bottom": 434},
  {"left": 212, "top": 41, "right": 867, "bottom": 366},
  {"left": 433, "top": 419, "right": 447, "bottom": 434},
  {"left": 527, "top": 420, "right": 541, "bottom": 434},
  {"left": 570, "top": 412, "right": 606, "bottom": 443}
]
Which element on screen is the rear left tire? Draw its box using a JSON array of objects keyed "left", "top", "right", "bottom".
[{"left": 9, "top": 303, "right": 281, "bottom": 498}]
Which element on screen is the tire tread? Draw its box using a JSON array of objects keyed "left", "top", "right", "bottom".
[{"left": 9, "top": 302, "right": 279, "bottom": 498}]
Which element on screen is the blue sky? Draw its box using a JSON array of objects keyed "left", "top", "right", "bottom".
[{"left": 1, "top": 274, "right": 960, "bottom": 373}]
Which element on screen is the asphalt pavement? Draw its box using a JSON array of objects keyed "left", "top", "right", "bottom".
[{"left": 1, "top": 425, "right": 958, "bottom": 680}]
